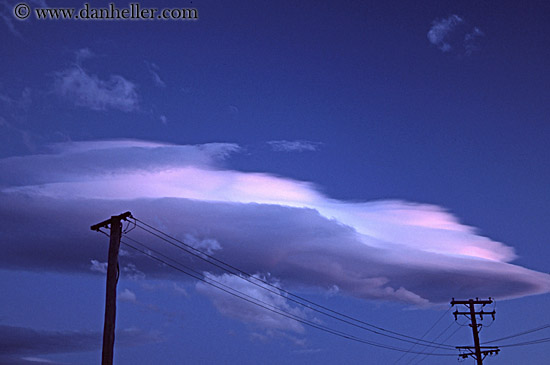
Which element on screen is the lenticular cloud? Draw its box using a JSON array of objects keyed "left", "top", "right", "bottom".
[{"left": 0, "top": 140, "right": 549, "bottom": 305}]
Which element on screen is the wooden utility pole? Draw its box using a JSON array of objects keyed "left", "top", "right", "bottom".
[
  {"left": 91, "top": 211, "right": 132, "bottom": 365},
  {"left": 451, "top": 298, "right": 499, "bottom": 364}
]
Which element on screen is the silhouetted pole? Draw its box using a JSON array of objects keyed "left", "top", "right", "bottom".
[
  {"left": 91, "top": 212, "right": 132, "bottom": 365},
  {"left": 468, "top": 299, "right": 483, "bottom": 365},
  {"left": 451, "top": 298, "right": 499, "bottom": 364}
]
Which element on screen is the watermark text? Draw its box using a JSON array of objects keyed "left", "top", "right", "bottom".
[{"left": 13, "top": 3, "right": 198, "bottom": 21}]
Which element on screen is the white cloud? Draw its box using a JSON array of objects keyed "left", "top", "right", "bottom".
[
  {"left": 183, "top": 234, "right": 222, "bottom": 255},
  {"left": 464, "top": 27, "right": 485, "bottom": 55},
  {"left": 196, "top": 273, "right": 307, "bottom": 333},
  {"left": 145, "top": 61, "right": 166, "bottom": 88},
  {"left": 0, "top": 140, "right": 549, "bottom": 306},
  {"left": 75, "top": 48, "right": 94, "bottom": 64},
  {"left": 119, "top": 288, "right": 137, "bottom": 302},
  {"left": 90, "top": 259, "right": 107, "bottom": 274},
  {"left": 172, "top": 283, "right": 188, "bottom": 296},
  {"left": 53, "top": 50, "right": 138, "bottom": 112},
  {"left": 20, "top": 357, "right": 54, "bottom": 363},
  {"left": 267, "top": 140, "right": 322, "bottom": 152},
  {"left": 53, "top": 66, "right": 139, "bottom": 112},
  {"left": 428, "top": 15, "right": 484, "bottom": 55},
  {"left": 0, "top": 0, "right": 23, "bottom": 38},
  {"left": 122, "top": 263, "right": 145, "bottom": 280},
  {"left": 427, "top": 15, "right": 463, "bottom": 52}
]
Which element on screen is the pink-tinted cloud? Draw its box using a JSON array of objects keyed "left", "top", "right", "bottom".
[{"left": 0, "top": 140, "right": 548, "bottom": 307}]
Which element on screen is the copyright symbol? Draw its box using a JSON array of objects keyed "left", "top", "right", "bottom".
[{"left": 14, "top": 3, "right": 30, "bottom": 20}]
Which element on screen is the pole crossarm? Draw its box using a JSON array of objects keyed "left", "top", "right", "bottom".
[
  {"left": 451, "top": 299, "right": 493, "bottom": 306},
  {"left": 91, "top": 211, "right": 132, "bottom": 232},
  {"left": 453, "top": 310, "right": 496, "bottom": 321},
  {"left": 456, "top": 347, "right": 500, "bottom": 360}
]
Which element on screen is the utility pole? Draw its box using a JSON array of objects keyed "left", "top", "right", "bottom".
[
  {"left": 451, "top": 298, "right": 499, "bottom": 364},
  {"left": 91, "top": 211, "right": 132, "bottom": 365}
]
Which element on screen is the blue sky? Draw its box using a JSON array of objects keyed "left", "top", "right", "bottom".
[{"left": 1, "top": 0, "right": 549, "bottom": 364}]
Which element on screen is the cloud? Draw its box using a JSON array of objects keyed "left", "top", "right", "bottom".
[
  {"left": 75, "top": 48, "right": 94, "bottom": 64},
  {"left": 427, "top": 15, "right": 463, "bottom": 52},
  {"left": 227, "top": 105, "right": 239, "bottom": 114},
  {"left": 1, "top": 0, "right": 23, "bottom": 38},
  {"left": 0, "top": 326, "right": 100, "bottom": 359},
  {"left": 53, "top": 67, "right": 138, "bottom": 112},
  {"left": 267, "top": 140, "right": 322, "bottom": 152},
  {"left": 20, "top": 357, "right": 55, "bottom": 364},
  {"left": 53, "top": 50, "right": 139, "bottom": 112},
  {"left": 0, "top": 87, "right": 32, "bottom": 119},
  {"left": 121, "top": 263, "right": 146, "bottom": 280},
  {"left": 0, "top": 1, "right": 49, "bottom": 38},
  {"left": 0, "top": 324, "right": 161, "bottom": 360},
  {"left": 196, "top": 273, "right": 307, "bottom": 333},
  {"left": 0, "top": 87, "right": 32, "bottom": 139},
  {"left": 0, "top": 140, "right": 548, "bottom": 308},
  {"left": 427, "top": 15, "right": 484, "bottom": 55},
  {"left": 90, "top": 259, "right": 107, "bottom": 274},
  {"left": 464, "top": 27, "right": 485, "bottom": 55},
  {"left": 183, "top": 234, "right": 222, "bottom": 255},
  {"left": 119, "top": 288, "right": 137, "bottom": 302},
  {"left": 145, "top": 61, "right": 166, "bottom": 88}
]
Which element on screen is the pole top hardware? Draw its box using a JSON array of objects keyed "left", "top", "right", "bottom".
[{"left": 90, "top": 211, "right": 133, "bottom": 232}]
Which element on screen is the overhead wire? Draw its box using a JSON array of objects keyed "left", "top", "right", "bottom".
[
  {"left": 482, "top": 323, "right": 550, "bottom": 344},
  {"left": 495, "top": 337, "right": 550, "bottom": 348},
  {"left": 392, "top": 306, "right": 452, "bottom": 364},
  {"left": 128, "top": 216, "right": 455, "bottom": 349},
  {"left": 412, "top": 325, "right": 462, "bottom": 365},
  {"left": 406, "top": 321, "right": 457, "bottom": 365},
  {"left": 119, "top": 236, "right": 456, "bottom": 357}
]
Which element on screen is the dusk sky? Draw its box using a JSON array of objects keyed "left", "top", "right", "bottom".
[{"left": 1, "top": 0, "right": 549, "bottom": 364}]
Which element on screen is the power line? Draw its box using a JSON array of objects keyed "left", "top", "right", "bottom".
[
  {"left": 496, "top": 337, "right": 550, "bottom": 348},
  {"left": 406, "top": 321, "right": 456, "bottom": 365},
  {"left": 412, "top": 324, "right": 463, "bottom": 365},
  {"left": 129, "top": 217, "right": 455, "bottom": 349},
  {"left": 119, "top": 236, "right": 456, "bottom": 357},
  {"left": 482, "top": 324, "right": 550, "bottom": 344},
  {"left": 393, "top": 307, "right": 452, "bottom": 364}
]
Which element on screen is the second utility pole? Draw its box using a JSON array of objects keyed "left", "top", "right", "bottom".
[
  {"left": 451, "top": 298, "right": 499, "bottom": 365},
  {"left": 91, "top": 211, "right": 132, "bottom": 365}
]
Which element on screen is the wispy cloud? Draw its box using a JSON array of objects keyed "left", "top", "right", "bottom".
[
  {"left": 145, "top": 61, "right": 166, "bottom": 88},
  {"left": 0, "top": 87, "right": 36, "bottom": 151},
  {"left": 90, "top": 259, "right": 107, "bottom": 274},
  {"left": 0, "top": 325, "right": 100, "bottom": 356},
  {"left": 267, "top": 140, "right": 322, "bottom": 152},
  {"left": 53, "top": 49, "right": 139, "bottom": 112},
  {"left": 464, "top": 27, "right": 484, "bottom": 55},
  {"left": 119, "top": 288, "right": 137, "bottom": 302},
  {"left": 1, "top": 0, "right": 23, "bottom": 37},
  {"left": 427, "top": 15, "right": 463, "bottom": 52},
  {"left": 427, "top": 15, "right": 484, "bottom": 55},
  {"left": 196, "top": 273, "right": 307, "bottom": 333},
  {"left": 0, "top": 140, "right": 548, "bottom": 309},
  {"left": 0, "top": 324, "right": 161, "bottom": 361},
  {"left": 75, "top": 47, "right": 94, "bottom": 64},
  {"left": 0, "top": 0, "right": 49, "bottom": 38}
]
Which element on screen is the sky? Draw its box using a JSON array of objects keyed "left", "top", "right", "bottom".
[{"left": 1, "top": 0, "right": 549, "bottom": 364}]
